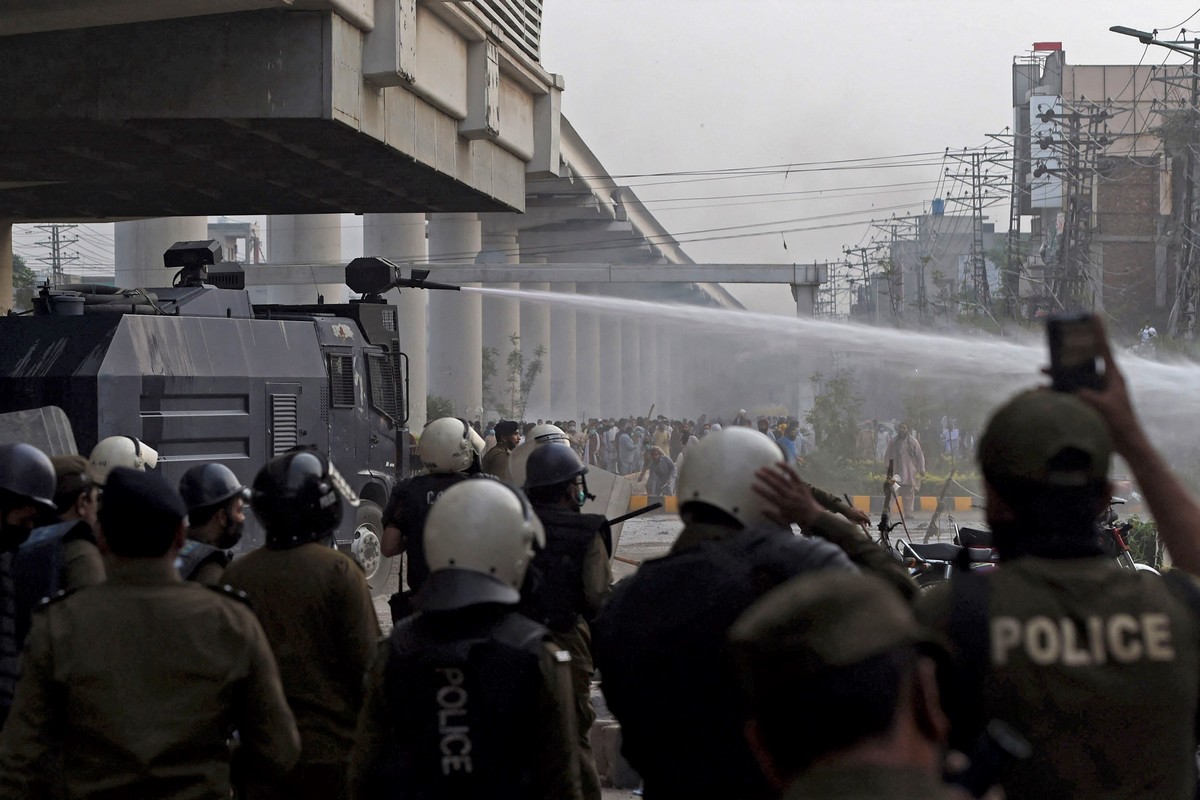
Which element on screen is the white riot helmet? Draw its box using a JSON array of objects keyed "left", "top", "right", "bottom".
[
  {"left": 88, "top": 436, "right": 159, "bottom": 485},
  {"left": 419, "top": 417, "right": 480, "bottom": 474},
  {"left": 676, "top": 427, "right": 785, "bottom": 528},
  {"left": 417, "top": 480, "right": 546, "bottom": 612},
  {"left": 508, "top": 424, "right": 571, "bottom": 487}
]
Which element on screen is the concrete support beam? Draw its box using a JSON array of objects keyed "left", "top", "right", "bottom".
[
  {"left": 0, "top": 222, "right": 11, "bottom": 316},
  {"left": 115, "top": 217, "right": 207, "bottom": 290},
  {"left": 427, "top": 213, "right": 482, "bottom": 421},
  {"left": 264, "top": 214, "right": 345, "bottom": 305},
  {"left": 549, "top": 283, "right": 578, "bottom": 420},
  {"left": 364, "top": 212, "right": 428, "bottom": 432},
  {"left": 793, "top": 283, "right": 817, "bottom": 317},
  {"left": 621, "top": 322, "right": 642, "bottom": 418}
]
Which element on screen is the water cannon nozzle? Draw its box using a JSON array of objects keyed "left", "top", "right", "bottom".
[{"left": 345, "top": 257, "right": 460, "bottom": 296}]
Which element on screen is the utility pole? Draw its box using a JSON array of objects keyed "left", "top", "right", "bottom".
[
  {"left": 1031, "top": 102, "right": 1110, "bottom": 310},
  {"left": 33, "top": 223, "right": 79, "bottom": 285},
  {"left": 1168, "top": 39, "right": 1200, "bottom": 336}
]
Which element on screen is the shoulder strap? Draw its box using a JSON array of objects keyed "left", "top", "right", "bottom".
[
  {"left": 947, "top": 570, "right": 991, "bottom": 752},
  {"left": 206, "top": 583, "right": 253, "bottom": 607},
  {"left": 1163, "top": 569, "right": 1200, "bottom": 619}
]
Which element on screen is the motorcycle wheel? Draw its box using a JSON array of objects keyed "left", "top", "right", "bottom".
[{"left": 915, "top": 571, "right": 949, "bottom": 592}]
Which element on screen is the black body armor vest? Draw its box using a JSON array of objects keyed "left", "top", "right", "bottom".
[
  {"left": 521, "top": 507, "right": 607, "bottom": 632},
  {"left": 364, "top": 608, "right": 550, "bottom": 799}
]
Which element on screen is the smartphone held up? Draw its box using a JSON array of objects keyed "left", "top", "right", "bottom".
[{"left": 1046, "top": 312, "right": 1105, "bottom": 393}]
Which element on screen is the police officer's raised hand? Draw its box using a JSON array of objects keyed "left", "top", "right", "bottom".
[
  {"left": 753, "top": 463, "right": 822, "bottom": 528},
  {"left": 842, "top": 506, "right": 871, "bottom": 527},
  {"left": 1074, "top": 316, "right": 1144, "bottom": 455}
]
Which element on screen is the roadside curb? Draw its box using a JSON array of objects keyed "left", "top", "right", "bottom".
[{"left": 625, "top": 495, "right": 979, "bottom": 514}]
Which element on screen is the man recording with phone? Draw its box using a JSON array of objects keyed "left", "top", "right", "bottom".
[{"left": 917, "top": 315, "right": 1200, "bottom": 800}]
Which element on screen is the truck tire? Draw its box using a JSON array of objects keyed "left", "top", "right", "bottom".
[{"left": 351, "top": 500, "right": 394, "bottom": 597}]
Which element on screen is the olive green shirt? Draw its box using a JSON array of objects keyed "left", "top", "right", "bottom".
[
  {"left": 61, "top": 537, "right": 105, "bottom": 591},
  {"left": 481, "top": 443, "right": 514, "bottom": 484},
  {"left": 671, "top": 512, "right": 915, "bottom": 602},
  {"left": 918, "top": 557, "right": 1200, "bottom": 800},
  {"left": 222, "top": 542, "right": 380, "bottom": 768},
  {"left": 0, "top": 558, "right": 300, "bottom": 799},
  {"left": 807, "top": 511, "right": 917, "bottom": 602}
]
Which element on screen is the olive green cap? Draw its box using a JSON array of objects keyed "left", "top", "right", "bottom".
[
  {"left": 730, "top": 572, "right": 935, "bottom": 676},
  {"left": 978, "top": 390, "right": 1111, "bottom": 487}
]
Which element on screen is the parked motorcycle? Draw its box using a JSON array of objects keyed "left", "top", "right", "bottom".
[
  {"left": 899, "top": 517, "right": 998, "bottom": 591},
  {"left": 899, "top": 498, "right": 1158, "bottom": 591},
  {"left": 1100, "top": 497, "right": 1160, "bottom": 575}
]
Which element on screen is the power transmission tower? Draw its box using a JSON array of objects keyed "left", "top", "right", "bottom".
[
  {"left": 1031, "top": 101, "right": 1112, "bottom": 310},
  {"left": 33, "top": 223, "right": 80, "bottom": 285},
  {"left": 944, "top": 147, "right": 1011, "bottom": 317}
]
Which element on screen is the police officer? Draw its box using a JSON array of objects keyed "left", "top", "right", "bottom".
[
  {"left": 521, "top": 445, "right": 613, "bottom": 800},
  {"left": 222, "top": 450, "right": 380, "bottom": 800},
  {"left": 0, "top": 467, "right": 300, "bottom": 796},
  {"left": 382, "top": 417, "right": 483, "bottom": 601},
  {"left": 348, "top": 479, "right": 583, "bottom": 800},
  {"left": 87, "top": 434, "right": 158, "bottom": 484},
  {"left": 731, "top": 572, "right": 960, "bottom": 800},
  {"left": 177, "top": 463, "right": 250, "bottom": 584},
  {"left": 0, "top": 442, "right": 57, "bottom": 726},
  {"left": 918, "top": 388, "right": 1200, "bottom": 800},
  {"left": 13, "top": 454, "right": 106, "bottom": 650},
  {"left": 593, "top": 427, "right": 912, "bottom": 800},
  {"left": 508, "top": 422, "right": 572, "bottom": 487},
  {"left": 482, "top": 419, "right": 521, "bottom": 482}
]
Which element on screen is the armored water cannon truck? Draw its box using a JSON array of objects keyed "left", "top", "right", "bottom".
[{"left": 0, "top": 241, "right": 456, "bottom": 594}]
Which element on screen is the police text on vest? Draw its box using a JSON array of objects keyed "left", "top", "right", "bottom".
[
  {"left": 437, "top": 668, "right": 472, "bottom": 774},
  {"left": 990, "top": 614, "right": 1174, "bottom": 666}
]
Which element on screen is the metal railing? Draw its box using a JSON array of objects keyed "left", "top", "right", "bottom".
[{"left": 472, "top": 0, "right": 542, "bottom": 61}]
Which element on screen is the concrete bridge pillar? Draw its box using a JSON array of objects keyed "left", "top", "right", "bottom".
[
  {"left": 575, "top": 302, "right": 600, "bottom": 421},
  {"left": 265, "top": 214, "right": 345, "bottom": 304},
  {"left": 427, "top": 213, "right": 482, "bottom": 422},
  {"left": 519, "top": 278, "right": 552, "bottom": 421},
  {"left": 621, "top": 320, "right": 642, "bottom": 418},
  {"left": 597, "top": 303, "right": 623, "bottom": 418},
  {"left": 478, "top": 220, "right": 521, "bottom": 422},
  {"left": 363, "top": 213, "right": 428, "bottom": 431},
  {"left": 668, "top": 329, "right": 689, "bottom": 419},
  {"left": 550, "top": 283, "right": 578, "bottom": 420},
  {"left": 116, "top": 217, "right": 207, "bottom": 290},
  {"left": 643, "top": 320, "right": 660, "bottom": 416},
  {"left": 658, "top": 332, "right": 673, "bottom": 418}
]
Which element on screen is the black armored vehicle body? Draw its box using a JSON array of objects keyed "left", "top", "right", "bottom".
[{"left": 0, "top": 242, "right": 440, "bottom": 592}]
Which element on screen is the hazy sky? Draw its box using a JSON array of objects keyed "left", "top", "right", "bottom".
[{"left": 540, "top": 1, "right": 1200, "bottom": 313}]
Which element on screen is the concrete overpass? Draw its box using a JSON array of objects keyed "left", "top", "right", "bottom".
[{"left": 1, "top": 2, "right": 827, "bottom": 423}]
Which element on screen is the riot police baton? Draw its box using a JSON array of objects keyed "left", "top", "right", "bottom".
[{"left": 608, "top": 502, "right": 664, "bottom": 527}]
